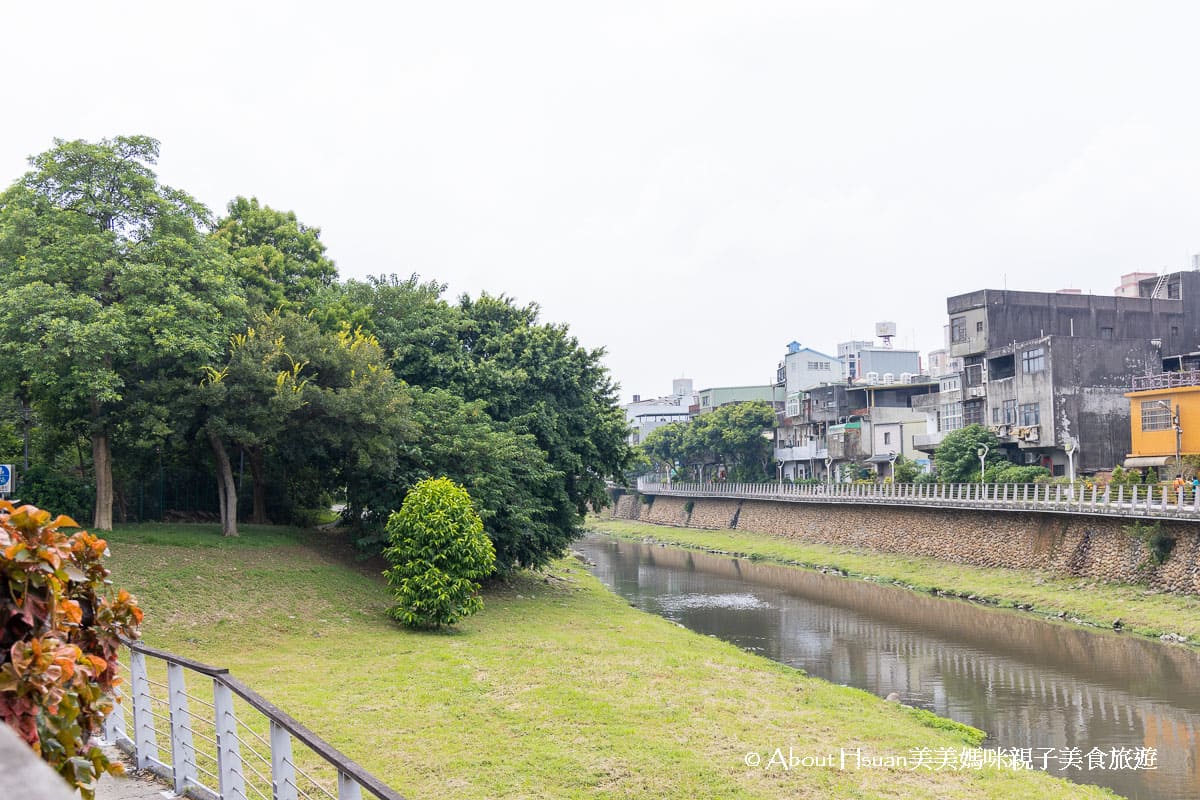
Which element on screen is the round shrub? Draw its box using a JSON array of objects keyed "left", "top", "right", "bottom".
[{"left": 383, "top": 477, "right": 495, "bottom": 630}]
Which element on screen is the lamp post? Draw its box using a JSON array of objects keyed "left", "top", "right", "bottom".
[
  {"left": 976, "top": 444, "right": 989, "bottom": 484},
  {"left": 776, "top": 460, "right": 784, "bottom": 489},
  {"left": 1063, "top": 437, "right": 1076, "bottom": 487},
  {"left": 888, "top": 451, "right": 897, "bottom": 482}
]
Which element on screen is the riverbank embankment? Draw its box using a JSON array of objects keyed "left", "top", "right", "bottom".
[{"left": 589, "top": 512, "right": 1200, "bottom": 645}]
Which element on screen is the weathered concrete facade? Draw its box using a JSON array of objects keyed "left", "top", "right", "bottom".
[{"left": 612, "top": 495, "right": 1200, "bottom": 595}]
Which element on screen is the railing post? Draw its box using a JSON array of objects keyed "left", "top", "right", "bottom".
[
  {"left": 167, "top": 661, "right": 198, "bottom": 796},
  {"left": 1055, "top": 485, "right": 1062, "bottom": 507},
  {"left": 271, "top": 719, "right": 298, "bottom": 800},
  {"left": 214, "top": 679, "right": 246, "bottom": 800},
  {"left": 103, "top": 676, "right": 127, "bottom": 744},
  {"left": 130, "top": 649, "right": 158, "bottom": 770},
  {"left": 338, "top": 772, "right": 364, "bottom": 800}
]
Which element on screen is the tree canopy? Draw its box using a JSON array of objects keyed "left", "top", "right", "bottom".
[
  {"left": 0, "top": 136, "right": 632, "bottom": 569},
  {"left": 932, "top": 424, "right": 1004, "bottom": 483}
]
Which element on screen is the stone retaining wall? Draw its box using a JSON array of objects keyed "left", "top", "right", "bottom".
[{"left": 625, "top": 495, "right": 1200, "bottom": 595}]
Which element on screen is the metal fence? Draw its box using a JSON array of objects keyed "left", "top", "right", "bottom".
[
  {"left": 636, "top": 478, "right": 1200, "bottom": 521},
  {"left": 102, "top": 639, "right": 405, "bottom": 800}
]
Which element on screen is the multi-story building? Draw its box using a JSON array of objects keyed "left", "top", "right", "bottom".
[
  {"left": 839, "top": 340, "right": 922, "bottom": 384},
  {"left": 622, "top": 378, "right": 695, "bottom": 445},
  {"left": 694, "top": 384, "right": 782, "bottom": 414},
  {"left": 947, "top": 272, "right": 1200, "bottom": 475},
  {"left": 1124, "top": 363, "right": 1200, "bottom": 474}
]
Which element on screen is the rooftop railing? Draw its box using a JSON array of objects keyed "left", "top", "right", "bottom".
[
  {"left": 102, "top": 639, "right": 405, "bottom": 800},
  {"left": 637, "top": 478, "right": 1200, "bottom": 522},
  {"left": 1130, "top": 370, "right": 1200, "bottom": 391}
]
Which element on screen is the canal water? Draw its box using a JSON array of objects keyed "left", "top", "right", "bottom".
[{"left": 576, "top": 535, "right": 1200, "bottom": 800}]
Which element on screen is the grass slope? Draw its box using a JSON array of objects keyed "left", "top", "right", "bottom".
[
  {"left": 588, "top": 516, "right": 1200, "bottom": 644},
  {"left": 103, "top": 523, "right": 1114, "bottom": 799}
]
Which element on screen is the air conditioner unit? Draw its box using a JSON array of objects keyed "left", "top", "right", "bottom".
[
  {"left": 966, "top": 386, "right": 986, "bottom": 398},
  {"left": 882, "top": 372, "right": 895, "bottom": 384},
  {"left": 899, "top": 372, "right": 914, "bottom": 383},
  {"left": 865, "top": 371, "right": 880, "bottom": 383}
]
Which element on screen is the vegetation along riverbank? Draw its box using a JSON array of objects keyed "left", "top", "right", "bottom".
[
  {"left": 104, "top": 522, "right": 1112, "bottom": 799},
  {"left": 587, "top": 515, "right": 1200, "bottom": 646}
]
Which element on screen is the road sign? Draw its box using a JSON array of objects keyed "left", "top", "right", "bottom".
[{"left": 0, "top": 464, "right": 11, "bottom": 494}]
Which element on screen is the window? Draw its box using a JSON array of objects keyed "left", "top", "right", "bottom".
[
  {"left": 992, "top": 406, "right": 1000, "bottom": 424},
  {"left": 951, "top": 316, "right": 967, "bottom": 343},
  {"left": 976, "top": 321, "right": 984, "bottom": 333},
  {"left": 806, "top": 361, "right": 831, "bottom": 371},
  {"left": 1100, "top": 327, "right": 1113, "bottom": 340},
  {"left": 963, "top": 402, "right": 984, "bottom": 426},
  {"left": 1019, "top": 403, "right": 1040, "bottom": 426},
  {"left": 701, "top": 396, "right": 710, "bottom": 407},
  {"left": 1003, "top": 399, "right": 1016, "bottom": 425},
  {"left": 1172, "top": 326, "right": 1180, "bottom": 337},
  {"left": 939, "top": 402, "right": 964, "bottom": 432},
  {"left": 1022, "top": 347, "right": 1045, "bottom": 373},
  {"left": 1141, "top": 400, "right": 1173, "bottom": 431},
  {"left": 883, "top": 431, "right": 892, "bottom": 445}
]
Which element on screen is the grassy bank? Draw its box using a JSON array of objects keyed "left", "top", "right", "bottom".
[
  {"left": 103, "top": 523, "right": 1113, "bottom": 799},
  {"left": 587, "top": 515, "right": 1200, "bottom": 644}
]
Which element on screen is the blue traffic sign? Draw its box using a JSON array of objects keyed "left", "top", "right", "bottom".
[{"left": 0, "top": 465, "right": 10, "bottom": 493}]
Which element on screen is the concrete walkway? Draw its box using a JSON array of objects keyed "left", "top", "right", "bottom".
[{"left": 94, "top": 747, "right": 174, "bottom": 800}]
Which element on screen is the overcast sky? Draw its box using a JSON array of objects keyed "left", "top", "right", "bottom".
[{"left": 5, "top": 2, "right": 1200, "bottom": 402}]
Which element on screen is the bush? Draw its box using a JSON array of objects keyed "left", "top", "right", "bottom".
[
  {"left": 383, "top": 478, "right": 496, "bottom": 630},
  {"left": 0, "top": 501, "right": 143, "bottom": 799},
  {"left": 17, "top": 466, "right": 94, "bottom": 525},
  {"left": 983, "top": 464, "right": 1050, "bottom": 484}
]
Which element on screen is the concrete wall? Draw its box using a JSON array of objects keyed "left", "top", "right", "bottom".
[{"left": 611, "top": 495, "right": 1200, "bottom": 595}]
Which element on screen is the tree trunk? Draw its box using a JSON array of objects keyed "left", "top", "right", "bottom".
[
  {"left": 207, "top": 430, "right": 239, "bottom": 537},
  {"left": 249, "top": 447, "right": 268, "bottom": 524},
  {"left": 92, "top": 430, "right": 113, "bottom": 531}
]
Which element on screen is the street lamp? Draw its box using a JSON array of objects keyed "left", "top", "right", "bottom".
[
  {"left": 976, "top": 443, "right": 989, "bottom": 484},
  {"left": 776, "top": 460, "right": 784, "bottom": 489},
  {"left": 1063, "top": 437, "right": 1076, "bottom": 487},
  {"left": 888, "top": 450, "right": 897, "bottom": 481}
]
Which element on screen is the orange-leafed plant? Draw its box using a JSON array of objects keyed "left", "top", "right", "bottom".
[{"left": 0, "top": 500, "right": 142, "bottom": 799}]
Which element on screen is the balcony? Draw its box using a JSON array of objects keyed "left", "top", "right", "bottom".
[
  {"left": 913, "top": 431, "right": 946, "bottom": 452},
  {"left": 775, "top": 444, "right": 828, "bottom": 461}
]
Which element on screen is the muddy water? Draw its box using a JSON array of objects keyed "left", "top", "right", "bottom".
[{"left": 576, "top": 535, "right": 1200, "bottom": 800}]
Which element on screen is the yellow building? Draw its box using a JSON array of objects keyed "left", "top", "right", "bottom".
[{"left": 1125, "top": 371, "right": 1200, "bottom": 473}]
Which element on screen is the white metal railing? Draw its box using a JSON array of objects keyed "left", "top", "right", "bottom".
[
  {"left": 102, "top": 640, "right": 404, "bottom": 800},
  {"left": 636, "top": 478, "right": 1200, "bottom": 521}
]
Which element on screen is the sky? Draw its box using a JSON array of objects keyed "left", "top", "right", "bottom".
[{"left": 5, "top": 1, "right": 1200, "bottom": 402}]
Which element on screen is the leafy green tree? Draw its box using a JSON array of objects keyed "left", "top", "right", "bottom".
[
  {"left": 0, "top": 136, "right": 245, "bottom": 529},
  {"left": 211, "top": 196, "right": 336, "bottom": 312},
  {"left": 893, "top": 454, "right": 921, "bottom": 483},
  {"left": 932, "top": 424, "right": 1003, "bottom": 483},
  {"left": 686, "top": 401, "right": 777, "bottom": 481},
  {"left": 383, "top": 477, "right": 495, "bottom": 629},
  {"left": 640, "top": 422, "right": 689, "bottom": 474},
  {"left": 324, "top": 279, "right": 632, "bottom": 562}
]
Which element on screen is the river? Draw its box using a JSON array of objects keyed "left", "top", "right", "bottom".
[{"left": 575, "top": 535, "right": 1200, "bottom": 800}]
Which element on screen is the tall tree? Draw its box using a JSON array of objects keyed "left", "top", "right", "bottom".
[
  {"left": 211, "top": 196, "right": 337, "bottom": 312},
  {"left": 0, "top": 136, "right": 245, "bottom": 529}
]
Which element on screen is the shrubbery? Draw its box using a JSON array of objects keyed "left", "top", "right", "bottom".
[
  {"left": 383, "top": 478, "right": 495, "bottom": 630},
  {"left": 0, "top": 501, "right": 142, "bottom": 799}
]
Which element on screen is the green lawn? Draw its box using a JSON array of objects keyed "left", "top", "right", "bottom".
[
  {"left": 587, "top": 515, "right": 1200, "bottom": 644},
  {"left": 103, "top": 522, "right": 1116, "bottom": 800}
]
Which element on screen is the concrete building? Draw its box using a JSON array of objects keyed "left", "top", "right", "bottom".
[
  {"left": 695, "top": 384, "right": 782, "bottom": 414},
  {"left": 775, "top": 341, "right": 841, "bottom": 395},
  {"left": 1124, "top": 367, "right": 1200, "bottom": 474},
  {"left": 947, "top": 272, "right": 1200, "bottom": 475},
  {"left": 622, "top": 378, "right": 695, "bottom": 445}
]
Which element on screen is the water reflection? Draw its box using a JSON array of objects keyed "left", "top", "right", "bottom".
[{"left": 577, "top": 536, "right": 1200, "bottom": 800}]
